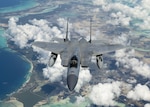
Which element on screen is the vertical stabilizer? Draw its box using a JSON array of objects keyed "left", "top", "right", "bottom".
[
  {"left": 64, "top": 18, "right": 69, "bottom": 42},
  {"left": 89, "top": 18, "right": 92, "bottom": 43}
]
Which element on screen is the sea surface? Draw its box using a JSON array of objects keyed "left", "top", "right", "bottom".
[
  {"left": 0, "top": 48, "right": 31, "bottom": 100},
  {"left": 0, "top": 28, "right": 32, "bottom": 100},
  {"left": 0, "top": 0, "right": 37, "bottom": 13},
  {"left": 0, "top": 28, "right": 7, "bottom": 48}
]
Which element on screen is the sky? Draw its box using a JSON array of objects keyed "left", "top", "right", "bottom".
[{"left": 4, "top": 0, "right": 150, "bottom": 106}]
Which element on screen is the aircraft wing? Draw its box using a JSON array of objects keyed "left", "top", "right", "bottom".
[
  {"left": 91, "top": 40, "right": 112, "bottom": 44},
  {"left": 32, "top": 41, "right": 67, "bottom": 54},
  {"left": 90, "top": 43, "right": 125, "bottom": 55},
  {"left": 51, "top": 37, "right": 65, "bottom": 43}
]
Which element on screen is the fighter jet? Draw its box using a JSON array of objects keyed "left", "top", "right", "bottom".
[{"left": 32, "top": 20, "right": 125, "bottom": 91}]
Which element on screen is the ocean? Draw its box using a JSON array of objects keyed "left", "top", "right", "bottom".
[
  {"left": 0, "top": 0, "right": 36, "bottom": 101},
  {"left": 0, "top": 28, "right": 7, "bottom": 48},
  {"left": 0, "top": 0, "right": 37, "bottom": 13},
  {"left": 0, "top": 0, "right": 24, "bottom": 8},
  {"left": 0, "top": 49, "right": 31, "bottom": 100},
  {"left": 0, "top": 29, "right": 32, "bottom": 100}
]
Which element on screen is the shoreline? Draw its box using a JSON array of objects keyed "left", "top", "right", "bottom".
[
  {"left": 4, "top": 52, "right": 34, "bottom": 101},
  {"left": 0, "top": 46, "right": 46, "bottom": 107},
  {"left": 16, "top": 55, "right": 34, "bottom": 92}
]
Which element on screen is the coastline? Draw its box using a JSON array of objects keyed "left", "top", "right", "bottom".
[
  {"left": 0, "top": 46, "right": 33, "bottom": 100},
  {"left": 0, "top": 46, "right": 34, "bottom": 104},
  {"left": 0, "top": 25, "right": 45, "bottom": 106},
  {"left": 5, "top": 54, "right": 34, "bottom": 99},
  {"left": 16, "top": 55, "right": 33, "bottom": 92}
]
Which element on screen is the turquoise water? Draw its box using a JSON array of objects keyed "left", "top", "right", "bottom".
[
  {"left": 0, "top": 0, "right": 37, "bottom": 13},
  {"left": 0, "top": 29, "right": 31, "bottom": 100},
  {"left": 0, "top": 48, "right": 31, "bottom": 100},
  {"left": 0, "top": 28, "right": 7, "bottom": 48},
  {"left": 0, "top": 0, "right": 35, "bottom": 101}
]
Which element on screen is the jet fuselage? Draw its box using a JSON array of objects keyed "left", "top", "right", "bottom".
[
  {"left": 67, "top": 49, "right": 80, "bottom": 91},
  {"left": 61, "top": 38, "right": 91, "bottom": 91}
]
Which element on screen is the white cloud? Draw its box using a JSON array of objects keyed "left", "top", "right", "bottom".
[
  {"left": 89, "top": 81, "right": 121, "bottom": 106},
  {"left": 6, "top": 17, "right": 66, "bottom": 49},
  {"left": 57, "top": 18, "right": 67, "bottom": 28},
  {"left": 43, "top": 55, "right": 66, "bottom": 82},
  {"left": 127, "top": 84, "right": 150, "bottom": 101},
  {"left": 75, "top": 68, "right": 92, "bottom": 92},
  {"left": 115, "top": 49, "right": 150, "bottom": 78},
  {"left": 92, "top": 0, "right": 106, "bottom": 6},
  {"left": 107, "top": 11, "right": 131, "bottom": 26},
  {"left": 141, "top": 0, "right": 150, "bottom": 10},
  {"left": 75, "top": 96, "right": 86, "bottom": 105},
  {"left": 145, "top": 103, "right": 150, "bottom": 107},
  {"left": 112, "top": 33, "right": 129, "bottom": 45},
  {"left": 92, "top": 1, "right": 150, "bottom": 29}
]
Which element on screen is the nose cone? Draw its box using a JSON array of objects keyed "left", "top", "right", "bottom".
[{"left": 67, "top": 74, "right": 78, "bottom": 91}]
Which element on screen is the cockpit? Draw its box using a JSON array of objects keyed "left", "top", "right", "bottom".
[{"left": 69, "top": 56, "right": 78, "bottom": 68}]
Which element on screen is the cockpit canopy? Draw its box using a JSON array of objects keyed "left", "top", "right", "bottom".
[{"left": 69, "top": 55, "right": 78, "bottom": 68}]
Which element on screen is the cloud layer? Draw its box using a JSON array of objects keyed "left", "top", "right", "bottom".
[
  {"left": 5, "top": 0, "right": 150, "bottom": 105},
  {"left": 127, "top": 84, "right": 150, "bottom": 101},
  {"left": 6, "top": 16, "right": 150, "bottom": 106},
  {"left": 7, "top": 17, "right": 64, "bottom": 49},
  {"left": 92, "top": 0, "right": 150, "bottom": 29},
  {"left": 115, "top": 49, "right": 150, "bottom": 78},
  {"left": 89, "top": 81, "right": 121, "bottom": 106}
]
